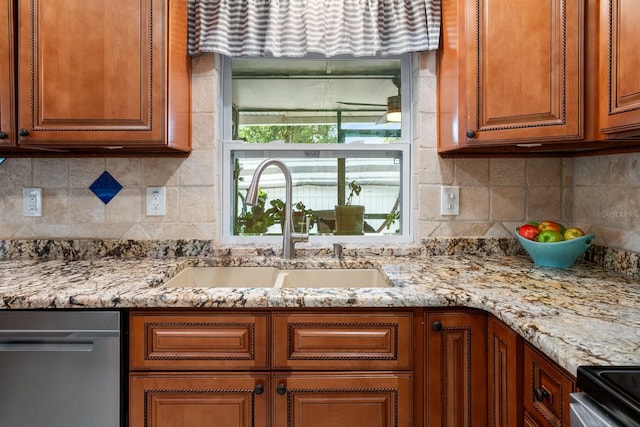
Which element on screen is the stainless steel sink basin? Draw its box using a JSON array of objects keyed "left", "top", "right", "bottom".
[{"left": 162, "top": 267, "right": 390, "bottom": 288}]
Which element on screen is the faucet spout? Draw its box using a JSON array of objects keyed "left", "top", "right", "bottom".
[{"left": 245, "top": 159, "right": 309, "bottom": 259}]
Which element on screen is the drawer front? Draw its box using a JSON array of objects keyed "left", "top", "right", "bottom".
[
  {"left": 130, "top": 311, "right": 269, "bottom": 370},
  {"left": 523, "top": 344, "right": 574, "bottom": 426},
  {"left": 272, "top": 311, "right": 413, "bottom": 370}
]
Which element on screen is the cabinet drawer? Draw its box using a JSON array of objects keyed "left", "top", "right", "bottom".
[
  {"left": 272, "top": 311, "right": 413, "bottom": 370},
  {"left": 523, "top": 344, "right": 575, "bottom": 426},
  {"left": 130, "top": 311, "right": 269, "bottom": 370}
]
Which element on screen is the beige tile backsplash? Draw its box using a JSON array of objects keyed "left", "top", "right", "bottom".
[{"left": 0, "top": 51, "right": 638, "bottom": 253}]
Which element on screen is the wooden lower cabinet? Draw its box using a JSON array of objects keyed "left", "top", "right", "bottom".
[
  {"left": 523, "top": 344, "right": 575, "bottom": 427},
  {"left": 425, "top": 310, "right": 487, "bottom": 427},
  {"left": 487, "top": 315, "right": 523, "bottom": 427},
  {"left": 129, "top": 373, "right": 270, "bottom": 427},
  {"left": 129, "top": 309, "right": 416, "bottom": 427},
  {"left": 272, "top": 372, "right": 412, "bottom": 427}
]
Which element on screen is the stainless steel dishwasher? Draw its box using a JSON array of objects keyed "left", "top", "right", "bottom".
[{"left": 0, "top": 310, "right": 123, "bottom": 427}]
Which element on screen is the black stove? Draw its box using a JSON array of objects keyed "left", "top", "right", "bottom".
[{"left": 576, "top": 366, "right": 640, "bottom": 426}]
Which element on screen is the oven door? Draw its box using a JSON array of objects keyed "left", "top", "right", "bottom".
[{"left": 570, "top": 393, "right": 624, "bottom": 427}]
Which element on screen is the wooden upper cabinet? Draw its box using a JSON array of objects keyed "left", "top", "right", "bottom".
[
  {"left": 15, "top": 0, "right": 190, "bottom": 154},
  {"left": 599, "top": 0, "right": 640, "bottom": 136},
  {"left": 438, "top": 0, "right": 585, "bottom": 152},
  {"left": 0, "top": 0, "right": 15, "bottom": 146}
]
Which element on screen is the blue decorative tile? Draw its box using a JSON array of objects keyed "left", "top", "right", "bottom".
[{"left": 89, "top": 171, "right": 123, "bottom": 204}]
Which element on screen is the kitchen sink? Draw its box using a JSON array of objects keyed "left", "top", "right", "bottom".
[
  {"left": 162, "top": 267, "right": 390, "bottom": 288},
  {"left": 163, "top": 267, "right": 281, "bottom": 288},
  {"left": 274, "top": 268, "right": 389, "bottom": 288}
]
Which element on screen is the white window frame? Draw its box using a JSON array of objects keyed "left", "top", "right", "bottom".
[{"left": 218, "top": 54, "right": 415, "bottom": 245}]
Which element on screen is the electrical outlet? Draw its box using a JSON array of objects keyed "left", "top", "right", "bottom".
[
  {"left": 440, "top": 186, "right": 460, "bottom": 216},
  {"left": 23, "top": 188, "right": 42, "bottom": 217},
  {"left": 146, "top": 187, "right": 166, "bottom": 216}
]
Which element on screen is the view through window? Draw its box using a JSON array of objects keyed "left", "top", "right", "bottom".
[{"left": 222, "top": 56, "right": 411, "bottom": 241}]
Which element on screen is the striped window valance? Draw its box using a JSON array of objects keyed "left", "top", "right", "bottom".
[{"left": 188, "top": 0, "right": 441, "bottom": 57}]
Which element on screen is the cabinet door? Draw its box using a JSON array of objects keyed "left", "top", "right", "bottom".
[
  {"left": 599, "top": 0, "right": 640, "bottom": 135},
  {"left": 272, "top": 372, "right": 412, "bottom": 427},
  {"left": 438, "top": 0, "right": 584, "bottom": 150},
  {"left": 487, "top": 315, "right": 523, "bottom": 427},
  {"left": 523, "top": 344, "right": 575, "bottom": 427},
  {"left": 16, "top": 0, "right": 190, "bottom": 152},
  {"left": 426, "top": 311, "right": 487, "bottom": 427},
  {"left": 130, "top": 311, "right": 269, "bottom": 371},
  {"left": 129, "top": 373, "right": 269, "bottom": 427},
  {"left": 0, "top": 0, "right": 15, "bottom": 146}
]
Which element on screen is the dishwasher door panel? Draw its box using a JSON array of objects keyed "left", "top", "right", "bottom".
[{"left": 0, "top": 311, "right": 122, "bottom": 427}]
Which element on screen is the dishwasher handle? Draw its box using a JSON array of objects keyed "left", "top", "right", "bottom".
[
  {"left": 0, "top": 342, "right": 95, "bottom": 352},
  {"left": 0, "top": 330, "right": 119, "bottom": 352}
]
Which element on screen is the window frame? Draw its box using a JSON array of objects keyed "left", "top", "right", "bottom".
[{"left": 218, "top": 54, "right": 415, "bottom": 245}]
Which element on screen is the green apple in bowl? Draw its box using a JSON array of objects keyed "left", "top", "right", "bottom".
[{"left": 536, "top": 230, "right": 564, "bottom": 243}]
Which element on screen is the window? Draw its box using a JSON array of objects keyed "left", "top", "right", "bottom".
[{"left": 220, "top": 55, "right": 413, "bottom": 244}]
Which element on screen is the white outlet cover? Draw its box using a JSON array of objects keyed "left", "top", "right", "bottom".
[
  {"left": 146, "top": 187, "right": 166, "bottom": 216},
  {"left": 23, "top": 188, "right": 42, "bottom": 217}
]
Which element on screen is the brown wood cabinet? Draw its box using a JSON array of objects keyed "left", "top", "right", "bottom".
[
  {"left": 487, "top": 315, "right": 523, "bottom": 427},
  {"left": 129, "top": 309, "right": 416, "bottom": 427},
  {"left": 437, "top": 0, "right": 640, "bottom": 156},
  {"left": 598, "top": 0, "right": 640, "bottom": 136},
  {"left": 438, "top": 0, "right": 584, "bottom": 153},
  {"left": 129, "top": 373, "right": 270, "bottom": 427},
  {"left": 2, "top": 0, "right": 190, "bottom": 156},
  {"left": 425, "top": 310, "right": 487, "bottom": 426},
  {"left": 523, "top": 343, "right": 575, "bottom": 427},
  {"left": 0, "top": 0, "right": 15, "bottom": 146}
]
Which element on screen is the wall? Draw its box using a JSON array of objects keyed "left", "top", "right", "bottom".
[{"left": 0, "top": 51, "right": 636, "bottom": 253}]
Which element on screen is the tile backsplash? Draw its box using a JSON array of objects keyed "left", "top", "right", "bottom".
[{"left": 0, "top": 52, "right": 638, "bottom": 253}]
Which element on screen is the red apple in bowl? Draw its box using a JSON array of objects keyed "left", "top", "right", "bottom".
[
  {"left": 538, "top": 221, "right": 564, "bottom": 233},
  {"left": 517, "top": 225, "right": 541, "bottom": 241}
]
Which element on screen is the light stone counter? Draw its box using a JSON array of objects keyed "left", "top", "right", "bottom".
[{"left": 0, "top": 253, "right": 638, "bottom": 377}]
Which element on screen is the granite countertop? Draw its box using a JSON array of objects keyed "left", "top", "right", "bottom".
[{"left": 0, "top": 252, "right": 638, "bottom": 377}]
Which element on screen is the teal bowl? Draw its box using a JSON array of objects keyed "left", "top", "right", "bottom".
[{"left": 515, "top": 228, "right": 595, "bottom": 268}]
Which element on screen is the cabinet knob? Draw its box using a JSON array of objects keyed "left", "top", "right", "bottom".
[
  {"left": 466, "top": 130, "right": 476, "bottom": 138},
  {"left": 19, "top": 129, "right": 29, "bottom": 137},
  {"left": 276, "top": 383, "right": 287, "bottom": 395},
  {"left": 0, "top": 131, "right": 7, "bottom": 139},
  {"left": 254, "top": 383, "right": 264, "bottom": 395},
  {"left": 432, "top": 321, "right": 443, "bottom": 331},
  {"left": 534, "top": 387, "right": 549, "bottom": 402}
]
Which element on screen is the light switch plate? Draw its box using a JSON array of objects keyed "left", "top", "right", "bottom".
[{"left": 440, "top": 186, "right": 460, "bottom": 216}]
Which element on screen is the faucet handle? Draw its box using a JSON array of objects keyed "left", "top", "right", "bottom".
[
  {"left": 333, "top": 243, "right": 345, "bottom": 258},
  {"left": 291, "top": 216, "right": 310, "bottom": 242}
]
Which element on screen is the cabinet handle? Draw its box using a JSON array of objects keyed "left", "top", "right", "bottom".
[
  {"left": 432, "top": 321, "right": 443, "bottom": 331},
  {"left": 0, "top": 131, "right": 7, "bottom": 139},
  {"left": 466, "top": 130, "right": 476, "bottom": 138},
  {"left": 276, "top": 383, "right": 287, "bottom": 395},
  {"left": 19, "top": 129, "right": 29, "bottom": 137},
  {"left": 534, "top": 387, "right": 548, "bottom": 402},
  {"left": 254, "top": 383, "right": 264, "bottom": 395}
]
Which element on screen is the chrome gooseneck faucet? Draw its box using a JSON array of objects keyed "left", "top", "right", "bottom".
[{"left": 245, "top": 159, "right": 309, "bottom": 259}]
